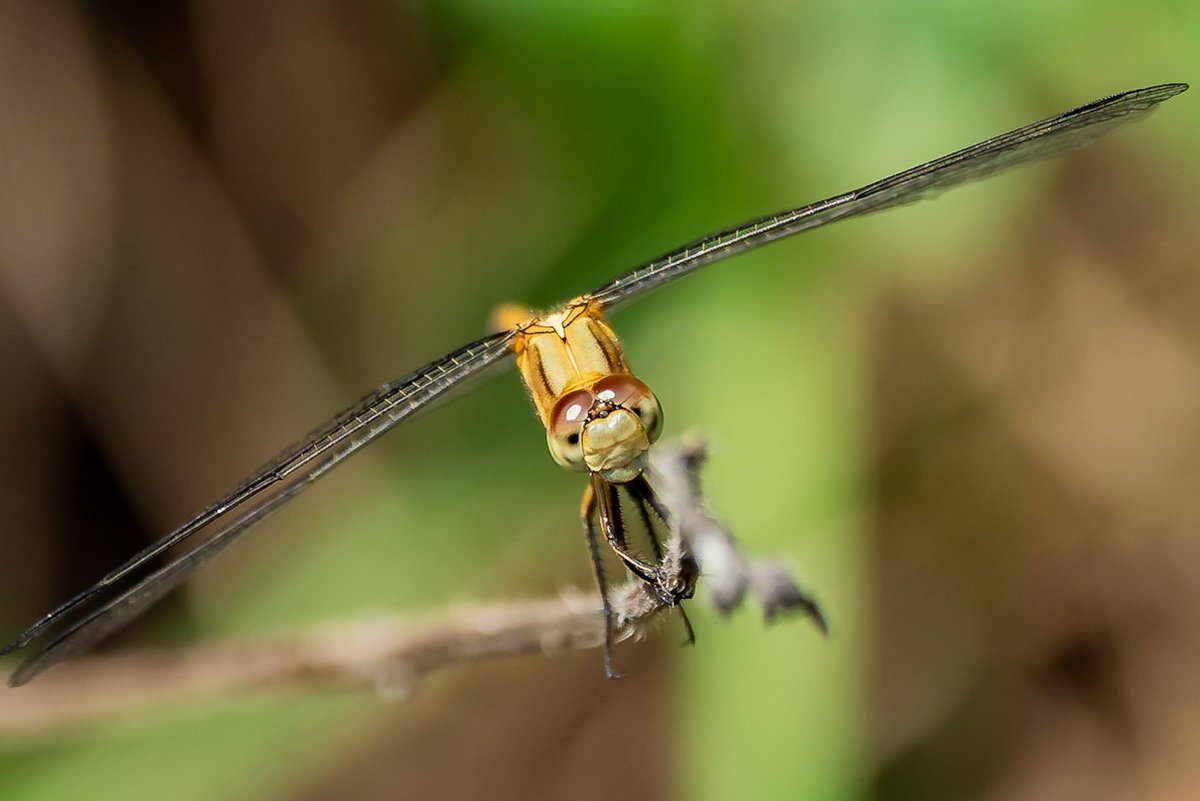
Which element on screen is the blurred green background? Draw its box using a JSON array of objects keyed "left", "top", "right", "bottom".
[{"left": 0, "top": 1, "right": 1197, "bottom": 800}]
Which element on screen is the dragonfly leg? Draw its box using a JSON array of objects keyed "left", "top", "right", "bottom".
[
  {"left": 633, "top": 472, "right": 673, "bottom": 533},
  {"left": 629, "top": 481, "right": 666, "bottom": 564},
  {"left": 581, "top": 483, "right": 620, "bottom": 679},
  {"left": 592, "top": 476, "right": 660, "bottom": 585},
  {"left": 676, "top": 605, "right": 696, "bottom": 647},
  {"left": 628, "top": 474, "right": 696, "bottom": 646}
]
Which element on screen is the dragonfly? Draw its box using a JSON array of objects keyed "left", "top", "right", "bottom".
[{"left": 1, "top": 82, "right": 1187, "bottom": 685}]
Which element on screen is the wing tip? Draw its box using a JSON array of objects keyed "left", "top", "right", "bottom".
[
  {"left": 2, "top": 652, "right": 34, "bottom": 688},
  {"left": 1128, "top": 82, "right": 1189, "bottom": 106},
  {"left": 2, "top": 636, "right": 53, "bottom": 687},
  {"left": 6, "top": 668, "right": 32, "bottom": 688}
]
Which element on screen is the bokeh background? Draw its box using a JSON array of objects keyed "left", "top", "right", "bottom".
[{"left": 0, "top": 2, "right": 1197, "bottom": 800}]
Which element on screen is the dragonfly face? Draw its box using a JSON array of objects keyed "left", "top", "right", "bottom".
[{"left": 547, "top": 374, "right": 663, "bottom": 481}]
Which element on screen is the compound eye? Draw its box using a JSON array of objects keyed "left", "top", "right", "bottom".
[
  {"left": 546, "top": 388, "right": 593, "bottom": 471},
  {"left": 592, "top": 375, "right": 664, "bottom": 443}
]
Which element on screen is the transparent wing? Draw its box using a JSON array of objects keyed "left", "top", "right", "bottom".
[
  {"left": 2, "top": 330, "right": 516, "bottom": 684},
  {"left": 589, "top": 83, "right": 1187, "bottom": 309}
]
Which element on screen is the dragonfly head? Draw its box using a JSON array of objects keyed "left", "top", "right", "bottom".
[{"left": 547, "top": 374, "right": 663, "bottom": 483}]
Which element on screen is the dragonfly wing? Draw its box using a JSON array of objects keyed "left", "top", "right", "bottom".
[
  {"left": 588, "top": 83, "right": 1187, "bottom": 309},
  {"left": 3, "top": 330, "right": 515, "bottom": 682}
]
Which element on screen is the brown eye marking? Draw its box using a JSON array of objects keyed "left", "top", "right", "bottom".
[
  {"left": 550, "top": 388, "right": 594, "bottom": 438},
  {"left": 591, "top": 374, "right": 653, "bottom": 408}
]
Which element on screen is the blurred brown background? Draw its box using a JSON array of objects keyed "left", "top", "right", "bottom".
[{"left": 0, "top": 2, "right": 1197, "bottom": 800}]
